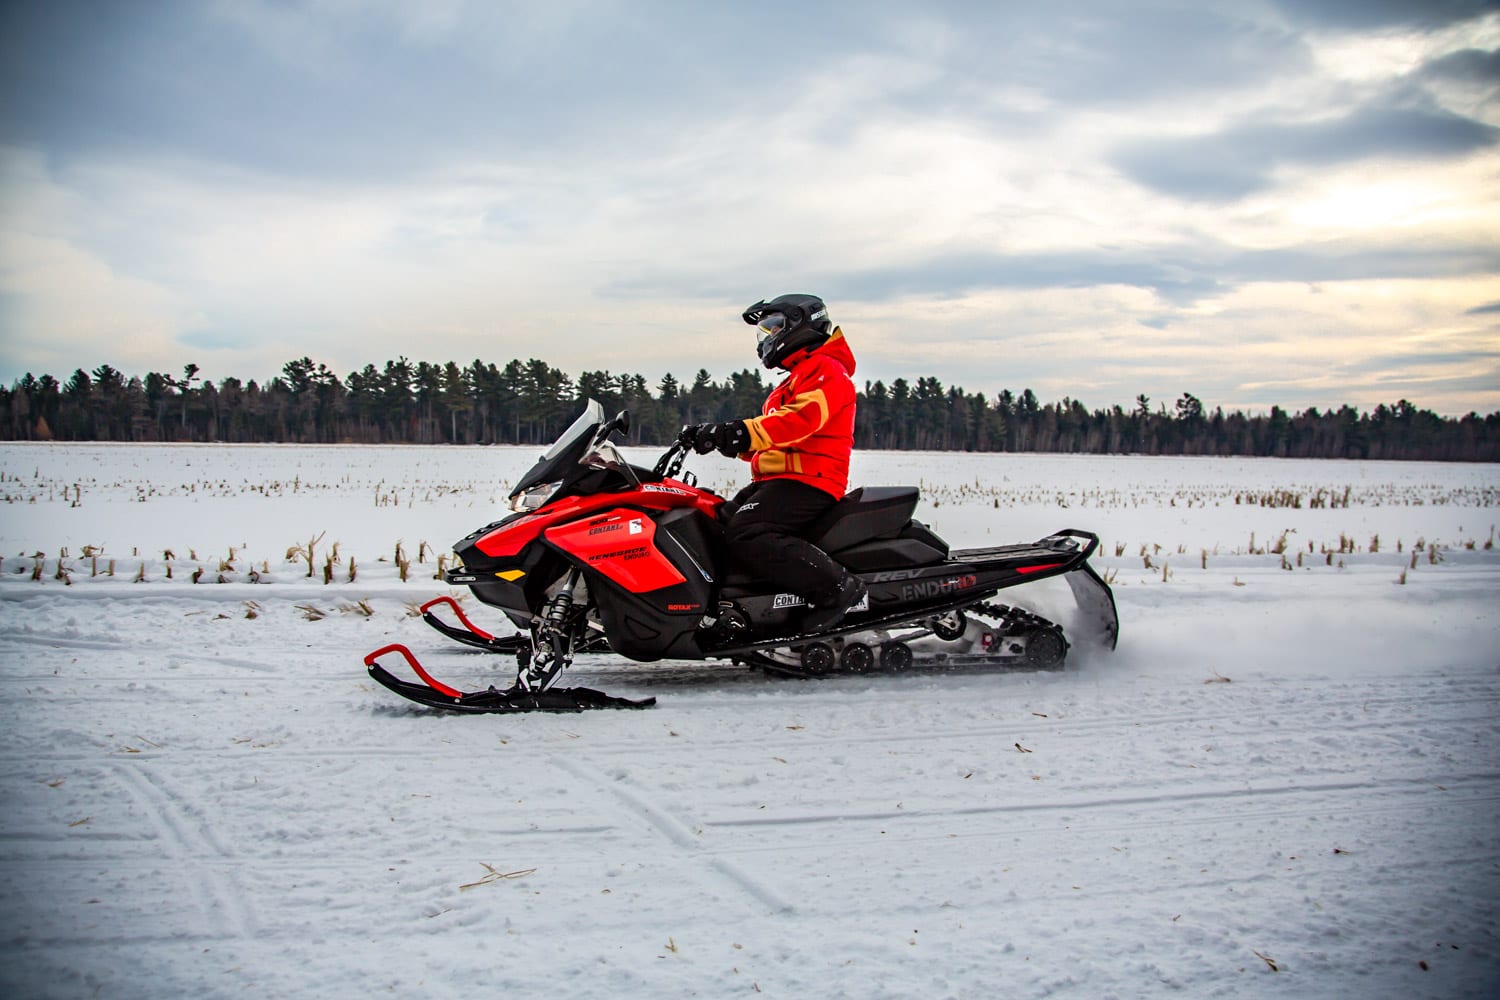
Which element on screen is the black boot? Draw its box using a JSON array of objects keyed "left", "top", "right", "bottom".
[{"left": 800, "top": 572, "right": 867, "bottom": 633}]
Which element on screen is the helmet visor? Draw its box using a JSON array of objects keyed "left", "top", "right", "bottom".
[{"left": 756, "top": 312, "right": 788, "bottom": 345}]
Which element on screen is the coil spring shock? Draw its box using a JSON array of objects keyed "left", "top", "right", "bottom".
[
  {"left": 542, "top": 586, "right": 574, "bottom": 630},
  {"left": 522, "top": 570, "right": 581, "bottom": 691}
]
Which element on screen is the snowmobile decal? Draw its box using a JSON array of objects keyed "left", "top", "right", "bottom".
[
  {"left": 773, "top": 592, "right": 871, "bottom": 612},
  {"left": 899, "top": 575, "right": 978, "bottom": 602},
  {"left": 870, "top": 569, "right": 924, "bottom": 582},
  {"left": 545, "top": 507, "right": 687, "bottom": 592}
]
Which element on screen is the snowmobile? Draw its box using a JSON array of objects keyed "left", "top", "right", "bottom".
[{"left": 364, "top": 400, "right": 1118, "bottom": 713}]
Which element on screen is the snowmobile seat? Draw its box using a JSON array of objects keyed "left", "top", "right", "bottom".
[
  {"left": 810, "top": 487, "right": 921, "bottom": 551},
  {"left": 809, "top": 487, "right": 949, "bottom": 571},
  {"left": 718, "top": 487, "right": 950, "bottom": 596}
]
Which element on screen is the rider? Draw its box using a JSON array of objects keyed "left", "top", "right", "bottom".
[{"left": 684, "top": 294, "right": 866, "bottom": 632}]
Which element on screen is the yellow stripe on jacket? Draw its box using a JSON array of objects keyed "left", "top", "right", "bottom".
[{"left": 745, "top": 388, "right": 829, "bottom": 451}]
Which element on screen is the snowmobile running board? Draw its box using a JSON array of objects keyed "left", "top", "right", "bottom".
[{"left": 363, "top": 644, "right": 655, "bottom": 714}]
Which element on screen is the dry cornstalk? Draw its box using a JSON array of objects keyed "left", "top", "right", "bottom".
[{"left": 459, "top": 863, "right": 536, "bottom": 891}]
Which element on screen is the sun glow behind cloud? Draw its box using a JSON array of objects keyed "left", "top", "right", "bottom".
[
  {"left": 1283, "top": 159, "right": 1499, "bottom": 232},
  {"left": 1311, "top": 11, "right": 1500, "bottom": 82}
]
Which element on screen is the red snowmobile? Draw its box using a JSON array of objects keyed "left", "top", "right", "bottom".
[{"left": 364, "top": 400, "right": 1118, "bottom": 713}]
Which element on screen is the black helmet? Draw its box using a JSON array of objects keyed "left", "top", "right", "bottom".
[{"left": 742, "top": 293, "right": 832, "bottom": 369}]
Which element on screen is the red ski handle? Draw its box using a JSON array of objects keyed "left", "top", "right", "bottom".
[
  {"left": 419, "top": 595, "right": 496, "bottom": 641},
  {"left": 363, "top": 643, "right": 463, "bottom": 698}
]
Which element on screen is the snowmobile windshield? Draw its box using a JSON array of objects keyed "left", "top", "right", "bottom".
[{"left": 508, "top": 399, "right": 606, "bottom": 502}]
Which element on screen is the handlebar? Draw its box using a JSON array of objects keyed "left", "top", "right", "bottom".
[{"left": 651, "top": 438, "right": 692, "bottom": 480}]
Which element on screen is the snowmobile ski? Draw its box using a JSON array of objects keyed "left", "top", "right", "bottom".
[
  {"left": 418, "top": 596, "right": 526, "bottom": 653},
  {"left": 364, "top": 643, "right": 654, "bottom": 714}
]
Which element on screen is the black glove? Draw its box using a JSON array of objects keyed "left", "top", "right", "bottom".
[
  {"left": 687, "top": 423, "right": 718, "bottom": 454},
  {"left": 711, "top": 420, "right": 751, "bottom": 457}
]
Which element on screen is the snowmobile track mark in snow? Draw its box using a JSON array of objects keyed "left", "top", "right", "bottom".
[
  {"left": 695, "top": 774, "right": 1500, "bottom": 840},
  {"left": 553, "top": 757, "right": 795, "bottom": 915},
  {"left": 0, "top": 630, "right": 133, "bottom": 652},
  {"left": 108, "top": 762, "right": 257, "bottom": 938}
]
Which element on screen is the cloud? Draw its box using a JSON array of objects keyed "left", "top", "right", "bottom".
[
  {"left": 0, "top": 0, "right": 855, "bottom": 184},
  {"left": 1004, "top": 5, "right": 1309, "bottom": 106},
  {"left": 618, "top": 230, "right": 1500, "bottom": 311},
  {"left": 1113, "top": 105, "right": 1500, "bottom": 201},
  {"left": 0, "top": 150, "right": 185, "bottom": 374},
  {"left": 1418, "top": 46, "right": 1500, "bottom": 85},
  {"left": 1269, "top": 0, "right": 1495, "bottom": 31},
  {"left": 0, "top": 227, "right": 183, "bottom": 375}
]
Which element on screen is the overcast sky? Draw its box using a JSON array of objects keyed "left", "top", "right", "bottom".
[{"left": 2, "top": 0, "right": 1497, "bottom": 416}]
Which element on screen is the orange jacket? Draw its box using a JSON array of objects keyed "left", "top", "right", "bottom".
[{"left": 741, "top": 327, "right": 857, "bottom": 498}]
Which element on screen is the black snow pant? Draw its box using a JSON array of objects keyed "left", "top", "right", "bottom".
[{"left": 722, "top": 478, "right": 845, "bottom": 603}]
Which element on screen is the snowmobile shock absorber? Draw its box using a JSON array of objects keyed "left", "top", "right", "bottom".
[
  {"left": 523, "top": 570, "right": 582, "bottom": 691},
  {"left": 542, "top": 573, "right": 577, "bottom": 630}
]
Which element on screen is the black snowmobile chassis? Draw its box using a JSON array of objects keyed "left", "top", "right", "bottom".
[
  {"left": 721, "top": 528, "right": 1118, "bottom": 676},
  {"left": 712, "top": 529, "right": 1118, "bottom": 656}
]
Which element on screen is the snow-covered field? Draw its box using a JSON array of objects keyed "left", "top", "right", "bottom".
[{"left": 2, "top": 441, "right": 1497, "bottom": 999}]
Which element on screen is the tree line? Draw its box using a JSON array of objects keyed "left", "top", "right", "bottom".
[{"left": 4, "top": 358, "right": 1498, "bottom": 462}]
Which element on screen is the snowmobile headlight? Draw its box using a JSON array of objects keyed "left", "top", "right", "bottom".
[{"left": 510, "top": 481, "right": 559, "bottom": 512}]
